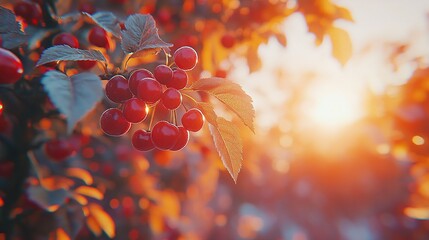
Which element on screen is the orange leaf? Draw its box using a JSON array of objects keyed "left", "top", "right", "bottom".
[
  {"left": 56, "top": 228, "right": 71, "bottom": 240},
  {"left": 66, "top": 168, "right": 93, "bottom": 185},
  {"left": 74, "top": 186, "right": 103, "bottom": 200},
  {"left": 328, "top": 26, "right": 352, "bottom": 66},
  {"left": 71, "top": 193, "right": 88, "bottom": 205},
  {"left": 191, "top": 78, "right": 255, "bottom": 132},
  {"left": 88, "top": 203, "right": 115, "bottom": 238},
  {"left": 196, "top": 102, "right": 217, "bottom": 127},
  {"left": 208, "top": 117, "right": 243, "bottom": 182},
  {"left": 148, "top": 205, "right": 164, "bottom": 235},
  {"left": 86, "top": 215, "right": 102, "bottom": 237}
]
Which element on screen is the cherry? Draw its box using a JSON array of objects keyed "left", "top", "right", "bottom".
[
  {"left": 132, "top": 130, "right": 154, "bottom": 151},
  {"left": 77, "top": 60, "right": 97, "bottom": 70},
  {"left": 151, "top": 121, "right": 179, "bottom": 150},
  {"left": 52, "top": 33, "right": 79, "bottom": 48},
  {"left": 136, "top": 78, "right": 162, "bottom": 104},
  {"left": 170, "top": 126, "right": 189, "bottom": 151},
  {"left": 128, "top": 68, "right": 154, "bottom": 95},
  {"left": 88, "top": 26, "right": 109, "bottom": 48},
  {"left": 214, "top": 69, "right": 227, "bottom": 78},
  {"left": 79, "top": 2, "right": 96, "bottom": 14},
  {"left": 161, "top": 88, "right": 182, "bottom": 110},
  {"left": 100, "top": 108, "right": 131, "bottom": 136},
  {"left": 44, "top": 139, "right": 74, "bottom": 162},
  {"left": 166, "top": 69, "right": 187, "bottom": 90},
  {"left": 13, "top": 1, "right": 42, "bottom": 25},
  {"left": 0, "top": 48, "right": 23, "bottom": 85},
  {"left": 181, "top": 108, "right": 204, "bottom": 132},
  {"left": 173, "top": 46, "right": 198, "bottom": 71},
  {"left": 154, "top": 65, "right": 173, "bottom": 85},
  {"left": 123, "top": 98, "right": 148, "bottom": 123},
  {"left": 220, "top": 33, "right": 235, "bottom": 48},
  {"left": 156, "top": 8, "right": 172, "bottom": 25},
  {"left": 105, "top": 75, "right": 132, "bottom": 103}
]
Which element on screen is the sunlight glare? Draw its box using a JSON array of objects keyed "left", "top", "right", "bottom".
[{"left": 300, "top": 79, "right": 364, "bottom": 130}]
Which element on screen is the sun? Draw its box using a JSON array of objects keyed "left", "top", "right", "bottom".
[{"left": 299, "top": 78, "right": 365, "bottom": 131}]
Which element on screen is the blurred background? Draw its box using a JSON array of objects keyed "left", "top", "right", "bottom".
[{"left": 1, "top": 0, "right": 429, "bottom": 239}]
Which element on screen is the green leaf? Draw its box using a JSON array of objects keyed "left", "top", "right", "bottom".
[
  {"left": 27, "top": 185, "right": 70, "bottom": 212},
  {"left": 36, "top": 45, "right": 107, "bottom": 67},
  {"left": 209, "top": 117, "right": 243, "bottom": 182},
  {"left": 83, "top": 11, "right": 121, "bottom": 38},
  {"left": 328, "top": 26, "right": 352, "bottom": 66},
  {"left": 0, "top": 6, "right": 27, "bottom": 49},
  {"left": 191, "top": 77, "right": 255, "bottom": 132},
  {"left": 121, "top": 14, "right": 173, "bottom": 58},
  {"left": 41, "top": 71, "right": 103, "bottom": 133}
]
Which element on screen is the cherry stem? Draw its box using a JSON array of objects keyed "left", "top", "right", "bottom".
[
  {"left": 163, "top": 49, "right": 169, "bottom": 66},
  {"left": 148, "top": 104, "right": 157, "bottom": 131},
  {"left": 173, "top": 110, "right": 177, "bottom": 125},
  {"left": 122, "top": 54, "right": 132, "bottom": 72}
]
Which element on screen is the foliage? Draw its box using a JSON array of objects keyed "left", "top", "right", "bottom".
[{"left": 1, "top": 0, "right": 427, "bottom": 239}]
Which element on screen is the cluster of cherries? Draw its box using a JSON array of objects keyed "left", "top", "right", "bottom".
[{"left": 99, "top": 46, "right": 205, "bottom": 151}]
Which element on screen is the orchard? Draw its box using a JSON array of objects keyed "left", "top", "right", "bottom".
[{"left": 1, "top": 0, "right": 429, "bottom": 239}]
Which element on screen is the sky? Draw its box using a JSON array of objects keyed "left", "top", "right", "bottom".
[{"left": 233, "top": 0, "right": 429, "bottom": 132}]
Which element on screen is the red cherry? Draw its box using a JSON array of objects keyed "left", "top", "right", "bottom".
[
  {"left": 166, "top": 69, "right": 188, "bottom": 90},
  {"left": 156, "top": 8, "right": 172, "bottom": 25},
  {"left": 44, "top": 139, "right": 74, "bottom": 162},
  {"left": 52, "top": 33, "right": 79, "bottom": 48},
  {"left": 13, "top": 1, "right": 42, "bottom": 25},
  {"left": 100, "top": 108, "right": 131, "bottom": 136},
  {"left": 88, "top": 26, "right": 109, "bottom": 48},
  {"left": 154, "top": 65, "right": 173, "bottom": 85},
  {"left": 173, "top": 46, "right": 198, "bottom": 71},
  {"left": 123, "top": 98, "right": 148, "bottom": 123},
  {"left": 181, "top": 108, "right": 204, "bottom": 132},
  {"left": 170, "top": 126, "right": 189, "bottom": 151},
  {"left": 77, "top": 60, "right": 97, "bottom": 70},
  {"left": 220, "top": 33, "right": 235, "bottom": 48},
  {"left": 136, "top": 78, "right": 162, "bottom": 104},
  {"left": 128, "top": 68, "right": 154, "bottom": 95},
  {"left": 105, "top": 75, "right": 132, "bottom": 103},
  {"left": 132, "top": 130, "right": 154, "bottom": 151},
  {"left": 161, "top": 88, "right": 182, "bottom": 110},
  {"left": 78, "top": 2, "right": 96, "bottom": 14},
  {"left": 0, "top": 48, "right": 23, "bottom": 84},
  {"left": 151, "top": 121, "right": 179, "bottom": 150}
]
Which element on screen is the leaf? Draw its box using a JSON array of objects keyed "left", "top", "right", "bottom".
[
  {"left": 0, "top": 6, "right": 27, "bottom": 49},
  {"left": 83, "top": 11, "right": 121, "bottom": 38},
  {"left": 36, "top": 45, "right": 107, "bottom": 67},
  {"left": 86, "top": 215, "right": 102, "bottom": 237},
  {"left": 196, "top": 102, "right": 218, "bottom": 128},
  {"left": 66, "top": 168, "right": 93, "bottom": 185},
  {"left": 55, "top": 228, "right": 71, "bottom": 240},
  {"left": 74, "top": 186, "right": 103, "bottom": 200},
  {"left": 191, "top": 77, "right": 255, "bottom": 132},
  {"left": 274, "top": 32, "right": 287, "bottom": 47},
  {"left": 121, "top": 14, "right": 173, "bottom": 58},
  {"left": 209, "top": 117, "right": 242, "bottom": 182},
  {"left": 247, "top": 42, "right": 262, "bottom": 73},
  {"left": 88, "top": 203, "right": 115, "bottom": 238},
  {"left": 335, "top": 6, "right": 353, "bottom": 22},
  {"left": 27, "top": 186, "right": 70, "bottom": 212},
  {"left": 41, "top": 70, "right": 103, "bottom": 133},
  {"left": 328, "top": 26, "right": 352, "bottom": 66}
]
